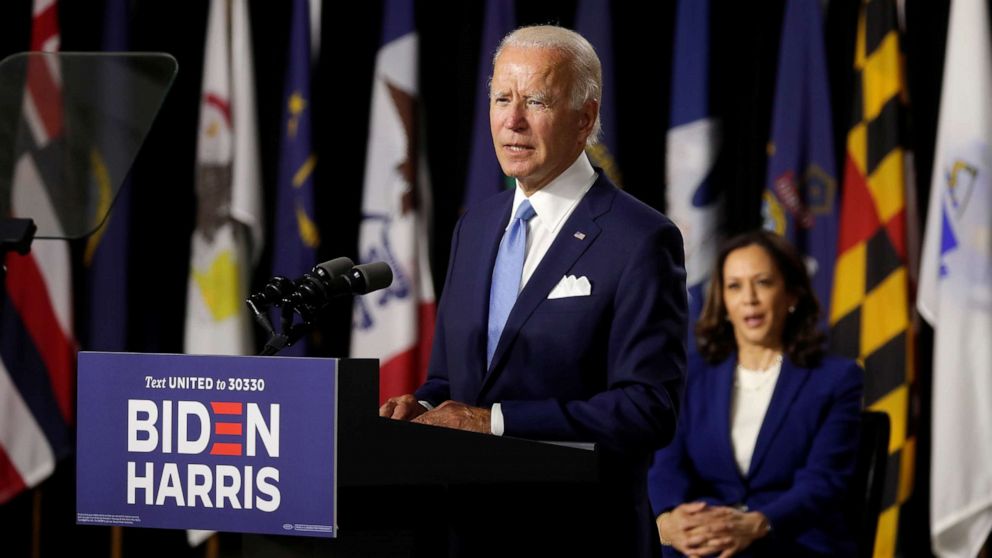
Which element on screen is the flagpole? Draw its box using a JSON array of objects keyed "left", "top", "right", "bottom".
[{"left": 31, "top": 487, "right": 41, "bottom": 558}]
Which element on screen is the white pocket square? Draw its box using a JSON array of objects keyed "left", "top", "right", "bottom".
[{"left": 547, "top": 275, "right": 592, "bottom": 299}]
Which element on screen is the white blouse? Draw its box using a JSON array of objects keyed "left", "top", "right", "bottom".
[{"left": 730, "top": 357, "right": 783, "bottom": 476}]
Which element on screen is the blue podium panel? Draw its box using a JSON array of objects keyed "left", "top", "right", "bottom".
[{"left": 76, "top": 352, "right": 337, "bottom": 538}]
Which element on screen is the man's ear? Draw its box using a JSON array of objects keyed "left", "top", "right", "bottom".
[{"left": 578, "top": 99, "right": 599, "bottom": 138}]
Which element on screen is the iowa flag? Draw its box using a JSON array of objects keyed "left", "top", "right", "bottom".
[
  {"left": 351, "top": 0, "right": 436, "bottom": 404},
  {"left": 919, "top": 0, "right": 992, "bottom": 555},
  {"left": 184, "top": 0, "right": 262, "bottom": 356},
  {"left": 829, "top": 1, "right": 913, "bottom": 555}
]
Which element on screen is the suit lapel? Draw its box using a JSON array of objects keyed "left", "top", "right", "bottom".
[
  {"left": 480, "top": 175, "right": 614, "bottom": 393},
  {"left": 747, "top": 358, "right": 809, "bottom": 478},
  {"left": 470, "top": 193, "right": 514, "bottom": 386}
]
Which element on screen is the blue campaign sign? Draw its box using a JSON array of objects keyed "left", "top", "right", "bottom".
[{"left": 76, "top": 352, "right": 337, "bottom": 537}]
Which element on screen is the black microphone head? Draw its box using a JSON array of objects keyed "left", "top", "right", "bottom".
[
  {"left": 314, "top": 257, "right": 355, "bottom": 279},
  {"left": 348, "top": 262, "right": 393, "bottom": 294},
  {"left": 288, "top": 257, "right": 356, "bottom": 319},
  {"left": 309, "top": 257, "right": 355, "bottom": 294}
]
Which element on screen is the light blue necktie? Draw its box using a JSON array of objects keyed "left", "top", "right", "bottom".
[{"left": 487, "top": 200, "right": 536, "bottom": 366}]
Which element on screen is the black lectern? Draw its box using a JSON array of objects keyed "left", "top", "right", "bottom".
[{"left": 244, "top": 358, "right": 601, "bottom": 557}]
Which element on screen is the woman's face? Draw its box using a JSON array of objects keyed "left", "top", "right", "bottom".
[{"left": 721, "top": 244, "right": 797, "bottom": 353}]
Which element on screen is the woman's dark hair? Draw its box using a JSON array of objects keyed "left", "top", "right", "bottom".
[{"left": 695, "top": 230, "right": 825, "bottom": 367}]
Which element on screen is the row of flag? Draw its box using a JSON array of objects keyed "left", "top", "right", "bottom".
[
  {"left": 0, "top": 0, "right": 439, "bottom": 513},
  {"left": 667, "top": 0, "right": 989, "bottom": 556},
  {"left": 0, "top": 1, "right": 987, "bottom": 557},
  {"left": 185, "top": 0, "right": 441, "bottom": 409}
]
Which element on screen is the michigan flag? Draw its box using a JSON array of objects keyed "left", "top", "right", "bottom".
[{"left": 762, "top": 0, "right": 838, "bottom": 328}]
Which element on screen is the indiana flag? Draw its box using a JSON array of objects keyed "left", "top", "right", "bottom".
[
  {"left": 271, "top": 0, "right": 321, "bottom": 357},
  {"left": 762, "top": 0, "right": 838, "bottom": 329},
  {"left": 666, "top": 0, "right": 721, "bottom": 352},
  {"left": 0, "top": 0, "right": 76, "bottom": 503},
  {"left": 829, "top": 1, "right": 914, "bottom": 555},
  {"left": 575, "top": 0, "right": 621, "bottom": 186},
  {"left": 461, "top": 0, "right": 515, "bottom": 209},
  {"left": 351, "top": 0, "right": 436, "bottom": 404},
  {"left": 184, "top": 0, "right": 262, "bottom": 357},
  {"left": 919, "top": 0, "right": 992, "bottom": 556}
]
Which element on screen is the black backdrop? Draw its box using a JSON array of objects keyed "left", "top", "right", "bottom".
[{"left": 0, "top": 0, "right": 959, "bottom": 555}]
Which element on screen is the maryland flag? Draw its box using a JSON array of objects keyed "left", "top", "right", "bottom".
[{"left": 829, "top": 1, "right": 913, "bottom": 555}]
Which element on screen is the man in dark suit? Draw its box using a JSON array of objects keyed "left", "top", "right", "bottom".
[{"left": 379, "top": 25, "right": 687, "bottom": 556}]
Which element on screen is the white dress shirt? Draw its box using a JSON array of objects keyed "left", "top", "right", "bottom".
[{"left": 490, "top": 153, "right": 597, "bottom": 435}]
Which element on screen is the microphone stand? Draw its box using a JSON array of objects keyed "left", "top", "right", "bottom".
[{"left": 246, "top": 276, "right": 316, "bottom": 357}]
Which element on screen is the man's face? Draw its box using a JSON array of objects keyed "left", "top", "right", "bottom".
[{"left": 489, "top": 46, "right": 596, "bottom": 194}]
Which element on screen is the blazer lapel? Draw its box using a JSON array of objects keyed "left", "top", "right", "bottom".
[
  {"left": 480, "top": 175, "right": 614, "bottom": 392},
  {"left": 711, "top": 357, "right": 742, "bottom": 482},
  {"left": 747, "top": 358, "right": 810, "bottom": 478}
]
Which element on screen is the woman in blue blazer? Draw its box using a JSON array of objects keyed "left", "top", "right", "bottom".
[{"left": 648, "top": 231, "right": 863, "bottom": 557}]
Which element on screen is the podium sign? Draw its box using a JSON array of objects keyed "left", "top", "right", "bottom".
[{"left": 76, "top": 352, "right": 337, "bottom": 537}]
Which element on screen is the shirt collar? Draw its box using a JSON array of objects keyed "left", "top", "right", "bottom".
[{"left": 509, "top": 152, "right": 596, "bottom": 234}]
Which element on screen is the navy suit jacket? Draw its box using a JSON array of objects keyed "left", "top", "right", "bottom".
[
  {"left": 416, "top": 170, "right": 687, "bottom": 555},
  {"left": 648, "top": 353, "right": 864, "bottom": 557}
]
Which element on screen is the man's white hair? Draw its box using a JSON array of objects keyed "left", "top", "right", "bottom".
[{"left": 492, "top": 25, "right": 603, "bottom": 146}]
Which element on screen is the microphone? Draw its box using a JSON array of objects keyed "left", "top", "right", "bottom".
[
  {"left": 287, "top": 260, "right": 394, "bottom": 321},
  {"left": 344, "top": 261, "right": 394, "bottom": 295},
  {"left": 247, "top": 257, "right": 354, "bottom": 311},
  {"left": 290, "top": 257, "right": 357, "bottom": 304},
  {"left": 248, "top": 258, "right": 394, "bottom": 356}
]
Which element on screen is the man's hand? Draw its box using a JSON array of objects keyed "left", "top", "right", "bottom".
[
  {"left": 379, "top": 394, "right": 428, "bottom": 421},
  {"left": 411, "top": 401, "right": 491, "bottom": 433}
]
